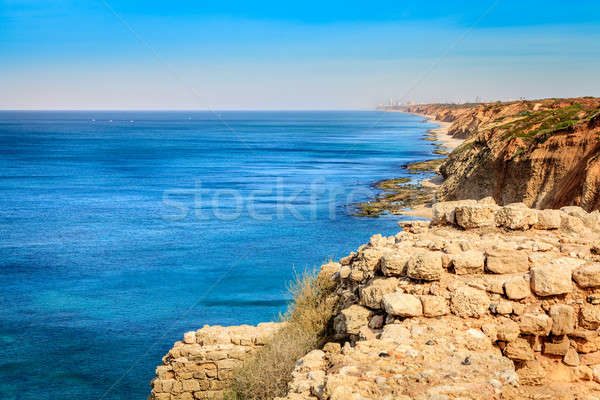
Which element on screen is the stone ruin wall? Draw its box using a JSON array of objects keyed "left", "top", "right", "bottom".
[
  {"left": 150, "top": 323, "right": 282, "bottom": 400},
  {"left": 150, "top": 199, "right": 600, "bottom": 399}
]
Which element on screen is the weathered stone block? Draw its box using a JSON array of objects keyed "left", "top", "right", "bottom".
[
  {"left": 544, "top": 336, "right": 570, "bottom": 356},
  {"left": 432, "top": 200, "right": 477, "bottom": 225},
  {"left": 504, "top": 275, "right": 531, "bottom": 300},
  {"left": 580, "top": 305, "right": 600, "bottom": 330},
  {"left": 359, "top": 278, "right": 399, "bottom": 309},
  {"left": 573, "top": 262, "right": 600, "bottom": 288},
  {"left": 496, "top": 204, "right": 538, "bottom": 230},
  {"left": 503, "top": 338, "right": 535, "bottom": 361},
  {"left": 491, "top": 300, "right": 513, "bottom": 315},
  {"left": 535, "top": 209, "right": 562, "bottom": 230},
  {"left": 450, "top": 250, "right": 485, "bottom": 275},
  {"left": 562, "top": 214, "right": 586, "bottom": 234},
  {"left": 550, "top": 305, "right": 575, "bottom": 335},
  {"left": 450, "top": 286, "right": 490, "bottom": 318},
  {"left": 334, "top": 305, "right": 372, "bottom": 335},
  {"left": 564, "top": 347, "right": 580, "bottom": 366},
  {"left": 530, "top": 264, "right": 573, "bottom": 296},
  {"left": 419, "top": 295, "right": 449, "bottom": 317},
  {"left": 406, "top": 251, "right": 443, "bottom": 281},
  {"left": 182, "top": 379, "right": 200, "bottom": 392},
  {"left": 381, "top": 253, "right": 410, "bottom": 276},
  {"left": 519, "top": 313, "right": 552, "bottom": 336},
  {"left": 382, "top": 292, "right": 423, "bottom": 317},
  {"left": 496, "top": 317, "right": 520, "bottom": 342},
  {"left": 485, "top": 249, "right": 529, "bottom": 274},
  {"left": 455, "top": 204, "right": 498, "bottom": 229}
]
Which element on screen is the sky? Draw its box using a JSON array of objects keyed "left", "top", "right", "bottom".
[{"left": 1, "top": 0, "right": 600, "bottom": 110}]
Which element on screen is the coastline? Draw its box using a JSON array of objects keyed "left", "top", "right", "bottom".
[
  {"left": 388, "top": 109, "right": 463, "bottom": 150},
  {"left": 151, "top": 98, "right": 600, "bottom": 400},
  {"left": 355, "top": 109, "right": 463, "bottom": 219},
  {"left": 400, "top": 111, "right": 464, "bottom": 218}
]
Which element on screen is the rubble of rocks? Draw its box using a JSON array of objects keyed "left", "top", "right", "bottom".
[{"left": 151, "top": 199, "right": 600, "bottom": 399}]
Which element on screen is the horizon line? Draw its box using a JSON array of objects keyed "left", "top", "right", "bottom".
[{"left": 0, "top": 108, "right": 382, "bottom": 112}]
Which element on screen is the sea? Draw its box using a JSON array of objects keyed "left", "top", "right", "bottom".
[{"left": 0, "top": 110, "right": 441, "bottom": 399}]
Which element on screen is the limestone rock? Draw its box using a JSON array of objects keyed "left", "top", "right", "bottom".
[
  {"left": 503, "top": 338, "right": 535, "bottom": 361},
  {"left": 496, "top": 204, "right": 538, "bottom": 230},
  {"left": 382, "top": 292, "right": 423, "bottom": 317},
  {"left": 544, "top": 336, "right": 571, "bottom": 356},
  {"left": 359, "top": 278, "right": 399, "bottom": 309},
  {"left": 535, "top": 209, "right": 563, "bottom": 230},
  {"left": 368, "top": 314, "right": 384, "bottom": 329},
  {"left": 379, "top": 323, "right": 411, "bottom": 342},
  {"left": 482, "top": 274, "right": 510, "bottom": 294},
  {"left": 530, "top": 263, "right": 573, "bottom": 296},
  {"left": 183, "top": 331, "right": 196, "bottom": 344},
  {"left": 350, "top": 247, "right": 389, "bottom": 280},
  {"left": 581, "top": 351, "right": 600, "bottom": 366},
  {"left": 564, "top": 347, "right": 580, "bottom": 366},
  {"left": 380, "top": 253, "right": 410, "bottom": 277},
  {"left": 562, "top": 206, "right": 597, "bottom": 228},
  {"left": 334, "top": 305, "right": 372, "bottom": 335},
  {"left": 318, "top": 261, "right": 341, "bottom": 282},
  {"left": 455, "top": 204, "right": 498, "bottom": 229},
  {"left": 573, "top": 262, "right": 600, "bottom": 288},
  {"left": 406, "top": 251, "right": 443, "bottom": 281},
  {"left": 432, "top": 200, "right": 477, "bottom": 225},
  {"left": 322, "top": 342, "right": 341, "bottom": 354},
  {"left": 519, "top": 313, "right": 552, "bottom": 336},
  {"left": 490, "top": 300, "right": 513, "bottom": 315},
  {"left": 504, "top": 275, "right": 531, "bottom": 300},
  {"left": 450, "top": 286, "right": 490, "bottom": 318},
  {"left": 153, "top": 201, "right": 600, "bottom": 400},
  {"left": 485, "top": 249, "right": 529, "bottom": 274},
  {"left": 580, "top": 305, "right": 600, "bottom": 330},
  {"left": 450, "top": 250, "right": 485, "bottom": 275},
  {"left": 562, "top": 214, "right": 586, "bottom": 234},
  {"left": 496, "top": 317, "right": 520, "bottom": 342},
  {"left": 550, "top": 305, "right": 575, "bottom": 335},
  {"left": 419, "top": 295, "right": 449, "bottom": 317}
]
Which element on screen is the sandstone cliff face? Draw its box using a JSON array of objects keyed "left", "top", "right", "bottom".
[{"left": 407, "top": 98, "right": 600, "bottom": 211}]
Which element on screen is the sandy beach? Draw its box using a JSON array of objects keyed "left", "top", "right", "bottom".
[
  {"left": 390, "top": 110, "right": 464, "bottom": 150},
  {"left": 424, "top": 117, "right": 463, "bottom": 149}
]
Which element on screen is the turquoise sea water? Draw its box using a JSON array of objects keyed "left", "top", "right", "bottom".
[{"left": 0, "top": 111, "right": 440, "bottom": 399}]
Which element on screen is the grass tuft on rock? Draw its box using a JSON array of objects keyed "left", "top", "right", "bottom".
[{"left": 229, "top": 269, "right": 337, "bottom": 400}]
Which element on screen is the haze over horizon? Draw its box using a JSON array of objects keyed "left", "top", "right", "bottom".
[{"left": 2, "top": 0, "right": 600, "bottom": 110}]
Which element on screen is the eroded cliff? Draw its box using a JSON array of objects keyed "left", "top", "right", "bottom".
[{"left": 406, "top": 98, "right": 600, "bottom": 211}]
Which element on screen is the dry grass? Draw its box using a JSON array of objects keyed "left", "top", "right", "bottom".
[{"left": 229, "top": 269, "right": 337, "bottom": 400}]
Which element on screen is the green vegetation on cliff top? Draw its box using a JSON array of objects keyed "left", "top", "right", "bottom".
[{"left": 500, "top": 103, "right": 599, "bottom": 142}]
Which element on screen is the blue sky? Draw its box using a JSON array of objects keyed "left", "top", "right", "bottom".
[{"left": 1, "top": 0, "right": 600, "bottom": 109}]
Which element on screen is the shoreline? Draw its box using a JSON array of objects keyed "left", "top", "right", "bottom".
[
  {"left": 400, "top": 111, "right": 462, "bottom": 218},
  {"left": 355, "top": 110, "right": 463, "bottom": 219},
  {"left": 387, "top": 109, "right": 464, "bottom": 150}
]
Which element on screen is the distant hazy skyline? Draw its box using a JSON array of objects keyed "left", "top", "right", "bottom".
[{"left": 2, "top": 0, "right": 600, "bottom": 110}]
